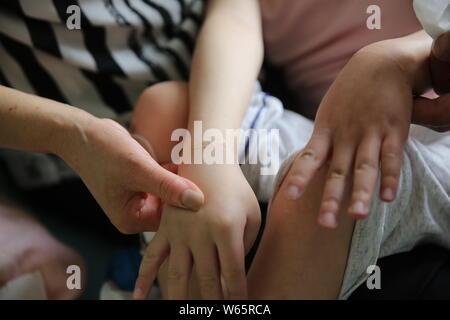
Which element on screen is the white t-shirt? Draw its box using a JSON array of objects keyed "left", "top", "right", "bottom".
[{"left": 414, "top": 0, "right": 450, "bottom": 39}]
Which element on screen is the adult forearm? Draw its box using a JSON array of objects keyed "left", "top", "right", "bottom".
[
  {"left": 359, "top": 30, "right": 433, "bottom": 95},
  {"left": 0, "top": 85, "right": 93, "bottom": 157}
]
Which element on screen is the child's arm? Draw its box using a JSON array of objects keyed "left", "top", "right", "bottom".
[
  {"left": 134, "top": 0, "right": 263, "bottom": 300},
  {"left": 282, "top": 31, "right": 435, "bottom": 229},
  {"left": 187, "top": 0, "right": 263, "bottom": 134}
]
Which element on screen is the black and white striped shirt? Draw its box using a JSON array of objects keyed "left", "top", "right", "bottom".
[
  {"left": 0, "top": 0, "right": 205, "bottom": 189},
  {"left": 0, "top": 0, "right": 205, "bottom": 120}
]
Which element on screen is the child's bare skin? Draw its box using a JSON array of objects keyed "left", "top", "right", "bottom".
[
  {"left": 132, "top": 82, "right": 260, "bottom": 300},
  {"left": 248, "top": 161, "right": 355, "bottom": 299},
  {"left": 132, "top": 81, "right": 356, "bottom": 300},
  {"left": 131, "top": 2, "right": 448, "bottom": 301},
  {"left": 131, "top": 37, "right": 447, "bottom": 300},
  {"left": 133, "top": 0, "right": 263, "bottom": 300}
]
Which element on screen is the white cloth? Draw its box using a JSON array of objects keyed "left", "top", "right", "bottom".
[
  {"left": 414, "top": 0, "right": 450, "bottom": 39},
  {"left": 239, "top": 84, "right": 314, "bottom": 202}
]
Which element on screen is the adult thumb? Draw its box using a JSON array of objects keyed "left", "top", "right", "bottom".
[
  {"left": 430, "top": 31, "right": 450, "bottom": 94},
  {"left": 412, "top": 95, "right": 450, "bottom": 132},
  {"left": 136, "top": 162, "right": 205, "bottom": 211}
]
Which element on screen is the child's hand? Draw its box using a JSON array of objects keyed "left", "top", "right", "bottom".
[
  {"left": 283, "top": 48, "right": 415, "bottom": 229},
  {"left": 134, "top": 164, "right": 261, "bottom": 300}
]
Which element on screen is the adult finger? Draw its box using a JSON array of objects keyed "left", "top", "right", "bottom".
[
  {"left": 412, "top": 95, "right": 450, "bottom": 131},
  {"left": 115, "top": 192, "right": 162, "bottom": 234},
  {"left": 430, "top": 31, "right": 450, "bottom": 94},
  {"left": 318, "top": 142, "right": 356, "bottom": 229},
  {"left": 135, "top": 161, "right": 205, "bottom": 211},
  {"left": 133, "top": 234, "right": 170, "bottom": 300},
  {"left": 283, "top": 130, "right": 332, "bottom": 201},
  {"left": 348, "top": 133, "right": 381, "bottom": 218},
  {"left": 380, "top": 133, "right": 404, "bottom": 202}
]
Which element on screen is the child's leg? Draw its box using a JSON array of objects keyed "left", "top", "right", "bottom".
[
  {"left": 247, "top": 154, "right": 355, "bottom": 299},
  {"left": 131, "top": 81, "right": 190, "bottom": 164}
]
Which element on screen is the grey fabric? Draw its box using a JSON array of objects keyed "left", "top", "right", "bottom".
[{"left": 265, "top": 125, "right": 450, "bottom": 299}]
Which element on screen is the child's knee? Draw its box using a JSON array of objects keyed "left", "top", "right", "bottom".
[
  {"left": 132, "top": 81, "right": 189, "bottom": 131},
  {"left": 268, "top": 161, "right": 328, "bottom": 227},
  {"left": 265, "top": 156, "right": 354, "bottom": 244},
  {"left": 131, "top": 81, "right": 189, "bottom": 163}
]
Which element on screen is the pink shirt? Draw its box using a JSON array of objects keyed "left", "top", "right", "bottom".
[{"left": 261, "top": 0, "right": 422, "bottom": 117}]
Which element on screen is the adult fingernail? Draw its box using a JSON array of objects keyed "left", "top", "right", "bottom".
[
  {"left": 286, "top": 185, "right": 302, "bottom": 200},
  {"left": 319, "top": 213, "right": 337, "bottom": 229},
  {"left": 182, "top": 189, "right": 204, "bottom": 211},
  {"left": 350, "top": 201, "right": 366, "bottom": 215},
  {"left": 382, "top": 188, "right": 394, "bottom": 201}
]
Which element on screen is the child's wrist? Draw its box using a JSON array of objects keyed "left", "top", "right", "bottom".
[{"left": 180, "top": 139, "right": 240, "bottom": 166}]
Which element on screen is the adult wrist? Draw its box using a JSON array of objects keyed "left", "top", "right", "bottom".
[
  {"left": 357, "top": 34, "right": 433, "bottom": 94},
  {"left": 49, "top": 105, "right": 97, "bottom": 163}
]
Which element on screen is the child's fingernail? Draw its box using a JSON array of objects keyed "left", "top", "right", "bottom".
[
  {"left": 133, "top": 287, "right": 143, "bottom": 300},
  {"left": 350, "top": 201, "right": 366, "bottom": 215},
  {"left": 319, "top": 213, "right": 337, "bottom": 228},
  {"left": 286, "top": 185, "right": 302, "bottom": 200},
  {"left": 382, "top": 188, "right": 394, "bottom": 201},
  {"left": 182, "top": 189, "right": 204, "bottom": 211}
]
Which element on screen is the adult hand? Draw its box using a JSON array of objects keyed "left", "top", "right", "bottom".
[
  {"left": 59, "top": 117, "right": 204, "bottom": 234},
  {"left": 0, "top": 200, "right": 84, "bottom": 299},
  {"left": 412, "top": 31, "right": 450, "bottom": 131},
  {"left": 282, "top": 48, "right": 415, "bottom": 228},
  {"left": 0, "top": 86, "right": 204, "bottom": 234}
]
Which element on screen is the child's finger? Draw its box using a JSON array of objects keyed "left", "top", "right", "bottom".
[
  {"left": 380, "top": 133, "right": 404, "bottom": 202},
  {"left": 284, "top": 130, "right": 331, "bottom": 200},
  {"left": 318, "top": 142, "right": 355, "bottom": 229},
  {"left": 349, "top": 134, "right": 381, "bottom": 218},
  {"left": 192, "top": 244, "right": 223, "bottom": 300},
  {"left": 167, "top": 245, "right": 192, "bottom": 300},
  {"left": 133, "top": 235, "right": 170, "bottom": 300},
  {"left": 216, "top": 231, "right": 247, "bottom": 299}
]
